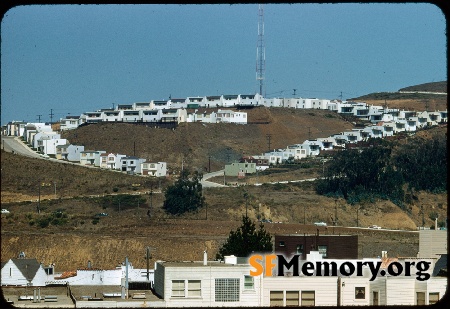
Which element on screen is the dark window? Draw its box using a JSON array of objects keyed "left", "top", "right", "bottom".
[{"left": 355, "top": 287, "right": 365, "bottom": 299}]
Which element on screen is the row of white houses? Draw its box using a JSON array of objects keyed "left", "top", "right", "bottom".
[
  {"left": 227, "top": 109, "right": 447, "bottom": 174},
  {"left": 59, "top": 108, "right": 249, "bottom": 130},
  {"left": 52, "top": 92, "right": 447, "bottom": 130},
  {"left": 4, "top": 122, "right": 167, "bottom": 177},
  {"left": 1, "top": 230, "right": 446, "bottom": 307}
]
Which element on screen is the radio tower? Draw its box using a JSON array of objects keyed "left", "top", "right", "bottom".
[{"left": 256, "top": 4, "right": 265, "bottom": 97}]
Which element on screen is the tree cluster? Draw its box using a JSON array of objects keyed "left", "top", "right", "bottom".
[
  {"left": 216, "top": 216, "right": 273, "bottom": 260},
  {"left": 316, "top": 133, "right": 447, "bottom": 207},
  {"left": 163, "top": 169, "right": 205, "bottom": 215}
]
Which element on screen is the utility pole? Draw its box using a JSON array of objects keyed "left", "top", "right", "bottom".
[
  {"left": 145, "top": 247, "right": 151, "bottom": 281},
  {"left": 339, "top": 91, "right": 343, "bottom": 101},
  {"left": 308, "top": 127, "right": 312, "bottom": 140},
  {"left": 256, "top": 4, "right": 265, "bottom": 96},
  {"left": 37, "top": 115, "right": 42, "bottom": 122},
  {"left": 266, "top": 134, "right": 272, "bottom": 151},
  {"left": 49, "top": 109, "right": 54, "bottom": 124},
  {"left": 37, "top": 183, "right": 41, "bottom": 214},
  {"left": 356, "top": 206, "right": 359, "bottom": 227}
]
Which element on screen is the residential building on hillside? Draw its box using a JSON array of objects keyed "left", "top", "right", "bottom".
[
  {"left": 59, "top": 115, "right": 83, "bottom": 130},
  {"left": 79, "top": 150, "right": 106, "bottom": 166},
  {"left": 225, "top": 162, "right": 257, "bottom": 177},
  {"left": 141, "top": 162, "right": 167, "bottom": 177},
  {"left": 38, "top": 137, "right": 68, "bottom": 155},
  {"left": 216, "top": 109, "right": 247, "bottom": 124},
  {"left": 100, "top": 153, "right": 127, "bottom": 170},
  {"left": 316, "top": 137, "right": 336, "bottom": 150},
  {"left": 55, "top": 144, "right": 85, "bottom": 161},
  {"left": 32, "top": 132, "right": 58, "bottom": 149},
  {"left": 120, "top": 156, "right": 146, "bottom": 174},
  {"left": 84, "top": 111, "right": 103, "bottom": 123},
  {"left": 240, "top": 156, "right": 269, "bottom": 171},
  {"left": 103, "top": 110, "right": 121, "bottom": 122}
]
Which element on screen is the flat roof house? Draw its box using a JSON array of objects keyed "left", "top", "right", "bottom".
[{"left": 154, "top": 255, "right": 262, "bottom": 307}]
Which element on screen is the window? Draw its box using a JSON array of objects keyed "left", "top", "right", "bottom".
[
  {"left": 318, "top": 245, "right": 328, "bottom": 258},
  {"left": 270, "top": 291, "right": 283, "bottom": 307},
  {"left": 301, "top": 291, "right": 315, "bottom": 306},
  {"left": 355, "top": 287, "right": 365, "bottom": 299},
  {"left": 416, "top": 292, "right": 425, "bottom": 305},
  {"left": 296, "top": 244, "right": 304, "bottom": 254},
  {"left": 244, "top": 275, "right": 254, "bottom": 290},
  {"left": 171, "top": 280, "right": 185, "bottom": 297},
  {"left": 286, "top": 291, "right": 299, "bottom": 306},
  {"left": 215, "top": 278, "right": 239, "bottom": 302},
  {"left": 187, "top": 280, "right": 201, "bottom": 297},
  {"left": 429, "top": 292, "right": 439, "bottom": 305},
  {"left": 279, "top": 241, "right": 285, "bottom": 247}
]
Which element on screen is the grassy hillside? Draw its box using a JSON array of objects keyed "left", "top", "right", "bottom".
[
  {"left": 61, "top": 107, "right": 353, "bottom": 173},
  {"left": 398, "top": 81, "right": 447, "bottom": 92},
  {"left": 349, "top": 81, "right": 447, "bottom": 111}
]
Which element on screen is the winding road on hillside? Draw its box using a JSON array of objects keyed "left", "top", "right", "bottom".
[{"left": 201, "top": 170, "right": 227, "bottom": 188}]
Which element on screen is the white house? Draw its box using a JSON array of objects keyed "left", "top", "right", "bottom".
[
  {"left": 342, "top": 130, "right": 363, "bottom": 143},
  {"left": 100, "top": 153, "right": 127, "bottom": 170},
  {"left": 238, "top": 94, "right": 262, "bottom": 106},
  {"left": 120, "top": 156, "right": 146, "bottom": 174},
  {"left": 38, "top": 138, "right": 68, "bottom": 155},
  {"left": 59, "top": 115, "right": 83, "bottom": 130},
  {"left": 50, "top": 261, "right": 154, "bottom": 287},
  {"left": 141, "top": 162, "right": 167, "bottom": 177},
  {"left": 154, "top": 254, "right": 262, "bottom": 307},
  {"left": 301, "top": 140, "right": 322, "bottom": 156},
  {"left": 216, "top": 110, "right": 247, "bottom": 124},
  {"left": 263, "top": 97, "right": 284, "bottom": 108},
  {"left": 79, "top": 150, "right": 106, "bottom": 166},
  {"left": 122, "top": 110, "right": 141, "bottom": 123},
  {"left": 83, "top": 111, "right": 103, "bottom": 123},
  {"left": 316, "top": 137, "right": 336, "bottom": 151},
  {"left": 285, "top": 144, "right": 310, "bottom": 160},
  {"left": 133, "top": 102, "right": 152, "bottom": 110},
  {"left": 204, "top": 96, "right": 222, "bottom": 108},
  {"left": 103, "top": 110, "right": 121, "bottom": 122},
  {"left": 55, "top": 144, "right": 85, "bottom": 161},
  {"left": 1, "top": 256, "right": 53, "bottom": 287}
]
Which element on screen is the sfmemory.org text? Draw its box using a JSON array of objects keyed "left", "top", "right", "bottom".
[{"left": 249, "top": 254, "right": 431, "bottom": 281}]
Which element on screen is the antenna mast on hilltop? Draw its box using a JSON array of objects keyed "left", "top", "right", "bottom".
[{"left": 256, "top": 4, "right": 265, "bottom": 97}]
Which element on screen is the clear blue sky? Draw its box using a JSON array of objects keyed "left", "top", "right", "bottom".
[{"left": 1, "top": 3, "right": 446, "bottom": 125}]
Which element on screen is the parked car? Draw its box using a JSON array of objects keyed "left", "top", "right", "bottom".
[
  {"left": 368, "top": 225, "right": 381, "bottom": 229},
  {"left": 314, "top": 221, "right": 327, "bottom": 226},
  {"left": 1, "top": 209, "right": 10, "bottom": 214}
]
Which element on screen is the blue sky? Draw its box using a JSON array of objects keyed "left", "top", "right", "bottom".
[{"left": 1, "top": 3, "right": 446, "bottom": 125}]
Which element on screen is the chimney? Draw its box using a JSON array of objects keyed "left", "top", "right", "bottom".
[
  {"left": 203, "top": 251, "right": 207, "bottom": 266},
  {"left": 87, "top": 260, "right": 91, "bottom": 269},
  {"left": 382, "top": 251, "right": 387, "bottom": 258},
  {"left": 435, "top": 218, "right": 438, "bottom": 230}
]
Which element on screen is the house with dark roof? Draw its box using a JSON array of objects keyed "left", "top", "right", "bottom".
[{"left": 1, "top": 258, "right": 50, "bottom": 286}]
